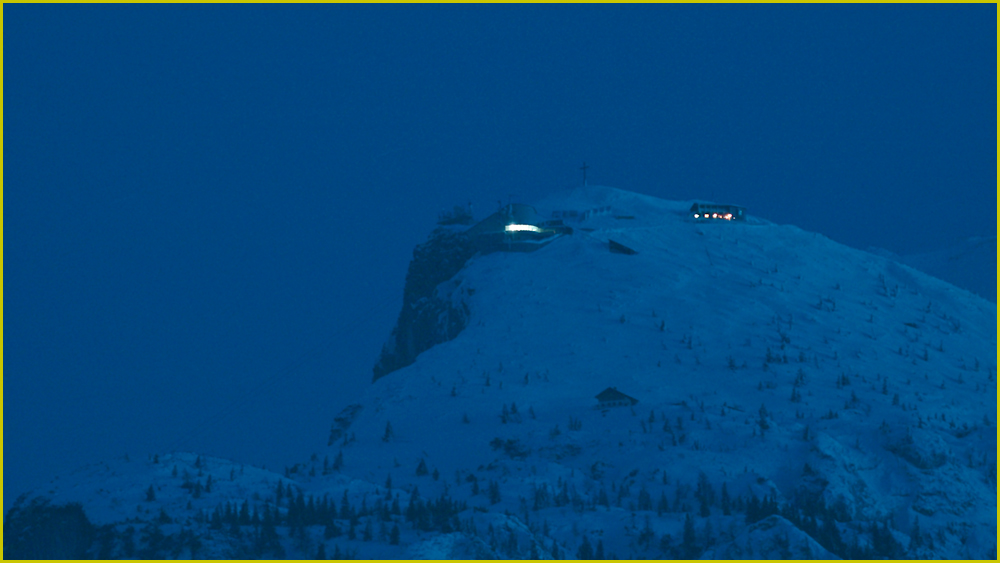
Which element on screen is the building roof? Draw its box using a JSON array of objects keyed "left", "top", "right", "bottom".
[
  {"left": 608, "top": 239, "right": 638, "bottom": 255},
  {"left": 689, "top": 202, "right": 745, "bottom": 212},
  {"left": 595, "top": 387, "right": 638, "bottom": 403}
]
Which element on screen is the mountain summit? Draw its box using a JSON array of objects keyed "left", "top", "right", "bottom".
[{"left": 7, "top": 186, "right": 996, "bottom": 559}]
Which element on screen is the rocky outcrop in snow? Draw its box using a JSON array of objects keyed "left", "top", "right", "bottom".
[{"left": 372, "top": 227, "right": 478, "bottom": 381}]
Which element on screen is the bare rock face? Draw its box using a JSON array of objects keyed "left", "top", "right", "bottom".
[
  {"left": 327, "top": 403, "right": 363, "bottom": 445},
  {"left": 372, "top": 227, "right": 478, "bottom": 381}
]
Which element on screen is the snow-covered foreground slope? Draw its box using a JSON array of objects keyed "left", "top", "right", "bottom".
[{"left": 6, "top": 186, "right": 996, "bottom": 559}]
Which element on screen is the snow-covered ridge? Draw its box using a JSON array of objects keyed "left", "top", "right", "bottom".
[
  {"left": 7, "top": 186, "right": 996, "bottom": 559},
  {"left": 870, "top": 236, "right": 997, "bottom": 303}
]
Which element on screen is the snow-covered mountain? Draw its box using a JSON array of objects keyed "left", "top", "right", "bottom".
[
  {"left": 6, "top": 186, "right": 996, "bottom": 559},
  {"left": 869, "top": 237, "right": 998, "bottom": 304}
]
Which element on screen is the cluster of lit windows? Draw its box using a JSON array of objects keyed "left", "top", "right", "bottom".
[
  {"left": 505, "top": 224, "right": 542, "bottom": 232},
  {"left": 693, "top": 212, "right": 734, "bottom": 220}
]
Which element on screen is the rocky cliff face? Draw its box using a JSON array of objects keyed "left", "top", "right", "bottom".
[{"left": 372, "top": 227, "right": 478, "bottom": 381}]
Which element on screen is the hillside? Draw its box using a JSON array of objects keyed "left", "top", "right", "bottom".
[
  {"left": 6, "top": 186, "right": 996, "bottom": 559},
  {"left": 870, "top": 237, "right": 998, "bottom": 303}
]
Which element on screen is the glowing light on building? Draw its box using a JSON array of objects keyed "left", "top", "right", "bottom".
[
  {"left": 694, "top": 211, "right": 735, "bottom": 220},
  {"left": 505, "top": 224, "right": 542, "bottom": 233},
  {"left": 690, "top": 202, "right": 745, "bottom": 222}
]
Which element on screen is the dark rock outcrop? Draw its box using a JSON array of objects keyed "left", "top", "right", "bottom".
[
  {"left": 327, "top": 403, "right": 364, "bottom": 445},
  {"left": 373, "top": 227, "right": 478, "bottom": 381}
]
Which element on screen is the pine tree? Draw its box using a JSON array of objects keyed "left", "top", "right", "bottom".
[
  {"left": 239, "top": 500, "right": 250, "bottom": 525},
  {"left": 415, "top": 459, "right": 429, "bottom": 476},
  {"left": 340, "top": 491, "right": 351, "bottom": 520},
  {"left": 657, "top": 491, "right": 668, "bottom": 515},
  {"left": 757, "top": 404, "right": 770, "bottom": 433},
  {"left": 871, "top": 520, "right": 903, "bottom": 558},
  {"left": 695, "top": 472, "right": 715, "bottom": 508},
  {"left": 506, "top": 527, "right": 518, "bottom": 557},
  {"left": 576, "top": 536, "right": 594, "bottom": 559},
  {"left": 390, "top": 523, "right": 401, "bottom": 545},
  {"left": 682, "top": 513, "right": 699, "bottom": 559},
  {"left": 145, "top": 484, "right": 156, "bottom": 502},
  {"left": 909, "top": 516, "right": 923, "bottom": 549},
  {"left": 702, "top": 518, "right": 714, "bottom": 549},
  {"left": 637, "top": 486, "right": 653, "bottom": 511}
]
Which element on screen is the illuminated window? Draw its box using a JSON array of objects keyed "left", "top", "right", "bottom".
[{"left": 505, "top": 224, "right": 542, "bottom": 233}]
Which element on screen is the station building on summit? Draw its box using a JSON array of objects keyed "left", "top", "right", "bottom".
[
  {"left": 465, "top": 203, "right": 573, "bottom": 252},
  {"left": 689, "top": 202, "right": 746, "bottom": 222}
]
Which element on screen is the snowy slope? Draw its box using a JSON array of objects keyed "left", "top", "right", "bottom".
[
  {"left": 6, "top": 186, "right": 996, "bottom": 559},
  {"left": 870, "top": 237, "right": 998, "bottom": 303}
]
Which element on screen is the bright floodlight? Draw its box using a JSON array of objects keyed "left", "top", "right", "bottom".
[{"left": 505, "top": 224, "right": 542, "bottom": 232}]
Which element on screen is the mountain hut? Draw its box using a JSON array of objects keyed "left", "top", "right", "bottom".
[
  {"left": 689, "top": 202, "right": 746, "bottom": 222},
  {"left": 595, "top": 387, "right": 639, "bottom": 408}
]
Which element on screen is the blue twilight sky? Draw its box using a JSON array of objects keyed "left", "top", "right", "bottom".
[{"left": 4, "top": 4, "right": 995, "bottom": 510}]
